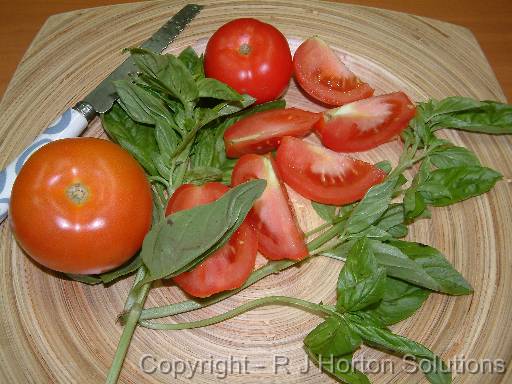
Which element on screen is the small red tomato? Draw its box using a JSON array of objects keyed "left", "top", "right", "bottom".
[
  {"left": 166, "top": 182, "right": 258, "bottom": 298},
  {"left": 275, "top": 136, "right": 386, "bottom": 205},
  {"left": 224, "top": 108, "right": 320, "bottom": 157},
  {"left": 315, "top": 92, "right": 416, "bottom": 152},
  {"left": 204, "top": 18, "right": 293, "bottom": 104},
  {"left": 10, "top": 138, "right": 153, "bottom": 275},
  {"left": 231, "top": 154, "right": 308, "bottom": 261},
  {"left": 293, "top": 37, "right": 374, "bottom": 106}
]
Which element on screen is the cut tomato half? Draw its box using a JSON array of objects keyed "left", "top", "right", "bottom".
[
  {"left": 275, "top": 136, "right": 387, "bottom": 205},
  {"left": 293, "top": 37, "right": 374, "bottom": 106},
  {"left": 231, "top": 154, "right": 308, "bottom": 261},
  {"left": 224, "top": 108, "right": 320, "bottom": 158},
  {"left": 315, "top": 91, "right": 416, "bottom": 152},
  {"left": 166, "top": 182, "right": 257, "bottom": 298}
]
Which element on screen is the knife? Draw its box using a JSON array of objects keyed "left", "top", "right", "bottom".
[{"left": 0, "top": 4, "right": 202, "bottom": 223}]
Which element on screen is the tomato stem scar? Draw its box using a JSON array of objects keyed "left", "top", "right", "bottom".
[
  {"left": 66, "top": 183, "right": 89, "bottom": 205},
  {"left": 239, "top": 43, "right": 251, "bottom": 55}
]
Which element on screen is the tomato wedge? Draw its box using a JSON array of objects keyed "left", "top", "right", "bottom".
[
  {"left": 166, "top": 182, "right": 257, "bottom": 298},
  {"left": 315, "top": 92, "right": 416, "bottom": 152},
  {"left": 224, "top": 108, "right": 320, "bottom": 157},
  {"left": 231, "top": 154, "right": 308, "bottom": 261},
  {"left": 293, "top": 37, "right": 374, "bottom": 106},
  {"left": 276, "top": 137, "right": 386, "bottom": 205}
]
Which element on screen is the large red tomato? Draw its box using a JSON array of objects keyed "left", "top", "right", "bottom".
[
  {"left": 315, "top": 92, "right": 416, "bottom": 152},
  {"left": 166, "top": 182, "right": 258, "bottom": 298},
  {"left": 9, "top": 138, "right": 153, "bottom": 275},
  {"left": 293, "top": 37, "right": 374, "bottom": 106},
  {"left": 204, "top": 18, "right": 292, "bottom": 104},
  {"left": 275, "top": 136, "right": 386, "bottom": 205},
  {"left": 231, "top": 154, "right": 308, "bottom": 261},
  {"left": 224, "top": 108, "right": 320, "bottom": 157}
]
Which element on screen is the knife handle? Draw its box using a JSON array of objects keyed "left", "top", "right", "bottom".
[{"left": 0, "top": 107, "right": 89, "bottom": 224}]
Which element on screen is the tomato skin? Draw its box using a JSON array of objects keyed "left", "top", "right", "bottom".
[
  {"left": 276, "top": 137, "right": 386, "bottom": 205},
  {"left": 166, "top": 182, "right": 257, "bottom": 298},
  {"left": 231, "top": 154, "right": 308, "bottom": 261},
  {"left": 293, "top": 37, "right": 374, "bottom": 106},
  {"left": 224, "top": 108, "right": 320, "bottom": 157},
  {"left": 204, "top": 18, "right": 292, "bottom": 104},
  {"left": 9, "top": 138, "right": 152, "bottom": 275},
  {"left": 315, "top": 92, "right": 416, "bottom": 152}
]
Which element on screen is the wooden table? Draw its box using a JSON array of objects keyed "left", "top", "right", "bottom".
[{"left": 0, "top": 0, "right": 510, "bottom": 101}]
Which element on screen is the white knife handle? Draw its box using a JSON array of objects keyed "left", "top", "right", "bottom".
[{"left": 0, "top": 107, "right": 89, "bottom": 223}]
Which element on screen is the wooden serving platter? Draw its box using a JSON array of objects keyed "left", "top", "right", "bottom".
[{"left": 0, "top": 1, "right": 511, "bottom": 383}]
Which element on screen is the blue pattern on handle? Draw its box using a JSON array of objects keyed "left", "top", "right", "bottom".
[
  {"left": 0, "top": 169, "right": 5, "bottom": 195},
  {"left": 14, "top": 138, "right": 52, "bottom": 174},
  {"left": 0, "top": 198, "right": 9, "bottom": 204},
  {"left": 44, "top": 108, "right": 72, "bottom": 134}
]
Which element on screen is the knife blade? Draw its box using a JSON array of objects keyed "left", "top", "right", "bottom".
[{"left": 0, "top": 4, "right": 203, "bottom": 223}]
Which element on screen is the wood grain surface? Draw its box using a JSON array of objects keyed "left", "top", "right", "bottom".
[
  {"left": 0, "top": 1, "right": 511, "bottom": 383},
  {"left": 1, "top": 0, "right": 511, "bottom": 100}
]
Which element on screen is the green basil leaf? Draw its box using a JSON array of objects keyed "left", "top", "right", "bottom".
[
  {"left": 431, "top": 100, "right": 512, "bottom": 134},
  {"left": 425, "top": 97, "right": 483, "bottom": 121},
  {"left": 348, "top": 322, "right": 452, "bottom": 384},
  {"left": 346, "top": 176, "right": 398, "bottom": 234},
  {"left": 114, "top": 80, "right": 173, "bottom": 125},
  {"left": 305, "top": 350, "right": 370, "bottom": 384},
  {"left": 99, "top": 254, "right": 143, "bottom": 284},
  {"left": 362, "top": 277, "right": 430, "bottom": 325},
  {"left": 403, "top": 189, "right": 427, "bottom": 221},
  {"left": 158, "top": 54, "right": 199, "bottom": 107},
  {"left": 429, "top": 146, "right": 481, "bottom": 169},
  {"left": 128, "top": 48, "right": 170, "bottom": 78},
  {"left": 177, "top": 46, "right": 204, "bottom": 79},
  {"left": 66, "top": 273, "right": 102, "bottom": 285},
  {"left": 304, "top": 316, "right": 362, "bottom": 357},
  {"left": 375, "top": 204, "right": 404, "bottom": 231},
  {"left": 312, "top": 202, "right": 338, "bottom": 222},
  {"left": 418, "top": 166, "right": 502, "bottom": 206},
  {"left": 370, "top": 240, "right": 441, "bottom": 292},
  {"left": 389, "top": 240, "right": 473, "bottom": 295},
  {"left": 197, "top": 77, "right": 243, "bottom": 101},
  {"left": 139, "top": 180, "right": 266, "bottom": 285},
  {"left": 375, "top": 160, "right": 392, "bottom": 174},
  {"left": 154, "top": 118, "right": 179, "bottom": 159},
  {"left": 386, "top": 224, "right": 409, "bottom": 238},
  {"left": 184, "top": 166, "right": 224, "bottom": 184},
  {"left": 337, "top": 238, "right": 386, "bottom": 312},
  {"left": 101, "top": 103, "right": 159, "bottom": 176}
]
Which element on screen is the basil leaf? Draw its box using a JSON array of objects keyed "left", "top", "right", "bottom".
[
  {"left": 431, "top": 100, "right": 512, "bottom": 134},
  {"left": 158, "top": 54, "right": 199, "bottom": 107},
  {"left": 386, "top": 224, "right": 408, "bottom": 238},
  {"left": 375, "top": 160, "right": 392, "bottom": 174},
  {"left": 429, "top": 146, "right": 481, "bottom": 169},
  {"left": 425, "top": 97, "right": 483, "bottom": 121},
  {"left": 304, "top": 316, "right": 362, "bottom": 357},
  {"left": 370, "top": 240, "right": 441, "bottom": 292},
  {"left": 128, "top": 48, "right": 170, "bottom": 78},
  {"left": 348, "top": 322, "right": 452, "bottom": 384},
  {"left": 418, "top": 166, "right": 502, "bottom": 206},
  {"left": 346, "top": 176, "right": 398, "bottom": 234},
  {"left": 312, "top": 202, "right": 338, "bottom": 222},
  {"left": 114, "top": 80, "right": 172, "bottom": 125},
  {"left": 197, "top": 78, "right": 243, "bottom": 101},
  {"left": 99, "top": 254, "right": 143, "bottom": 284},
  {"left": 403, "top": 189, "right": 427, "bottom": 221},
  {"left": 337, "top": 239, "right": 386, "bottom": 312},
  {"left": 375, "top": 204, "right": 405, "bottom": 232},
  {"left": 66, "top": 273, "right": 102, "bottom": 285},
  {"left": 362, "top": 277, "right": 430, "bottom": 325},
  {"left": 101, "top": 103, "right": 159, "bottom": 176},
  {"left": 389, "top": 240, "right": 473, "bottom": 295},
  {"left": 154, "top": 118, "right": 179, "bottom": 159},
  {"left": 178, "top": 46, "right": 204, "bottom": 79},
  {"left": 305, "top": 350, "right": 370, "bottom": 384},
  {"left": 139, "top": 180, "right": 266, "bottom": 285}
]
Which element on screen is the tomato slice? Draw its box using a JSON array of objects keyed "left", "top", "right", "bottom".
[
  {"left": 224, "top": 108, "right": 320, "bottom": 157},
  {"left": 293, "top": 37, "right": 374, "bottom": 106},
  {"left": 166, "top": 182, "right": 257, "bottom": 298},
  {"left": 231, "top": 154, "right": 308, "bottom": 261},
  {"left": 275, "top": 137, "right": 386, "bottom": 205},
  {"left": 315, "top": 92, "right": 416, "bottom": 152}
]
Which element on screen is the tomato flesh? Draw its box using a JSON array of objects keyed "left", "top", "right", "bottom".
[
  {"left": 275, "top": 136, "right": 386, "bottom": 205},
  {"left": 293, "top": 37, "right": 374, "bottom": 106},
  {"left": 204, "top": 18, "right": 292, "bottom": 104},
  {"left": 166, "top": 182, "right": 257, "bottom": 298},
  {"left": 9, "top": 138, "right": 152, "bottom": 275},
  {"left": 224, "top": 108, "right": 320, "bottom": 157},
  {"left": 231, "top": 154, "right": 308, "bottom": 261},
  {"left": 315, "top": 92, "right": 416, "bottom": 152}
]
